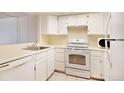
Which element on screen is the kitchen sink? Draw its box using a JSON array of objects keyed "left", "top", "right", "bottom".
[{"left": 22, "top": 46, "right": 50, "bottom": 51}]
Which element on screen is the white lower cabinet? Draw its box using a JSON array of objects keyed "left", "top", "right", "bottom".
[
  {"left": 0, "top": 68, "right": 15, "bottom": 80},
  {"left": 13, "top": 59, "right": 35, "bottom": 81},
  {"left": 48, "top": 49, "right": 55, "bottom": 78},
  {"left": 35, "top": 57, "right": 48, "bottom": 81},
  {"left": 35, "top": 48, "right": 55, "bottom": 81},
  {"left": 0, "top": 56, "right": 35, "bottom": 81},
  {"left": 90, "top": 50, "right": 104, "bottom": 79},
  {"left": 55, "top": 48, "right": 65, "bottom": 72},
  {"left": 55, "top": 62, "right": 65, "bottom": 72},
  {"left": 0, "top": 48, "right": 55, "bottom": 81}
]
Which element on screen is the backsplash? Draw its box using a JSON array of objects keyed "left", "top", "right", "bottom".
[
  {"left": 40, "top": 26, "right": 88, "bottom": 46},
  {"left": 68, "top": 26, "right": 88, "bottom": 40},
  {"left": 47, "top": 35, "right": 68, "bottom": 46},
  {"left": 39, "top": 26, "right": 108, "bottom": 48},
  {"left": 88, "top": 35, "right": 105, "bottom": 48}
]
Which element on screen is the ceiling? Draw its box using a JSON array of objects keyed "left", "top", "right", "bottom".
[
  {"left": 0, "top": 12, "right": 89, "bottom": 18},
  {"left": 27, "top": 12, "right": 88, "bottom": 16}
]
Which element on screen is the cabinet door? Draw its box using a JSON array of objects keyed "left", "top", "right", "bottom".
[
  {"left": 91, "top": 56, "right": 103, "bottom": 79},
  {"left": 48, "top": 49, "right": 55, "bottom": 77},
  {"left": 67, "top": 15, "right": 77, "bottom": 26},
  {"left": 0, "top": 68, "right": 15, "bottom": 81},
  {"left": 58, "top": 16, "right": 68, "bottom": 35},
  {"left": 48, "top": 55, "right": 55, "bottom": 77},
  {"left": 55, "top": 53, "right": 65, "bottom": 62},
  {"left": 55, "top": 48, "right": 65, "bottom": 72},
  {"left": 47, "top": 15, "right": 58, "bottom": 34},
  {"left": 55, "top": 62, "right": 65, "bottom": 72},
  {"left": 77, "top": 14, "right": 88, "bottom": 25},
  {"left": 13, "top": 61, "right": 35, "bottom": 81},
  {"left": 36, "top": 58, "right": 48, "bottom": 81},
  {"left": 88, "top": 13, "right": 105, "bottom": 35},
  {"left": 39, "top": 15, "right": 58, "bottom": 35}
]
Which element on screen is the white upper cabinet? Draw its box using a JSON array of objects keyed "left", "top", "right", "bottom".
[
  {"left": 67, "top": 15, "right": 77, "bottom": 26},
  {"left": 77, "top": 14, "right": 88, "bottom": 25},
  {"left": 40, "top": 15, "right": 58, "bottom": 35},
  {"left": 67, "top": 14, "right": 88, "bottom": 26},
  {"left": 58, "top": 16, "right": 68, "bottom": 35},
  {"left": 88, "top": 13, "right": 106, "bottom": 35}
]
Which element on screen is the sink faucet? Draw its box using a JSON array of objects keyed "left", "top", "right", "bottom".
[
  {"left": 31, "top": 42, "right": 38, "bottom": 47},
  {"left": 28, "top": 42, "right": 40, "bottom": 49}
]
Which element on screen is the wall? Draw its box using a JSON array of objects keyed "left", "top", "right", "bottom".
[
  {"left": 88, "top": 35, "right": 110, "bottom": 48},
  {"left": 40, "top": 26, "right": 88, "bottom": 46},
  {"left": 88, "top": 35, "right": 105, "bottom": 48},
  {"left": 40, "top": 27, "right": 108, "bottom": 48},
  {"left": 68, "top": 26, "right": 88, "bottom": 40},
  {"left": 47, "top": 35, "right": 68, "bottom": 45}
]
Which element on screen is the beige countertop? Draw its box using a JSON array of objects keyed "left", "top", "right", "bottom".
[
  {"left": 39, "top": 44, "right": 67, "bottom": 48},
  {"left": 0, "top": 43, "right": 106, "bottom": 64},
  {"left": 89, "top": 47, "right": 106, "bottom": 51},
  {"left": 0, "top": 46, "right": 53, "bottom": 64}
]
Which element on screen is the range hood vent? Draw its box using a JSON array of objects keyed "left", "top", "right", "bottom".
[{"left": 67, "top": 25, "right": 88, "bottom": 30}]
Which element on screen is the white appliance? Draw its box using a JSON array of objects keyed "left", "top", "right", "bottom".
[
  {"left": 65, "top": 39, "right": 90, "bottom": 78},
  {"left": 105, "top": 13, "right": 124, "bottom": 81}
]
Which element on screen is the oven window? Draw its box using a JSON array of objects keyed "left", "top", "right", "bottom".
[{"left": 69, "top": 54, "right": 86, "bottom": 65}]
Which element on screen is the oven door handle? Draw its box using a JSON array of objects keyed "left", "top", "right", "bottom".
[{"left": 66, "top": 48, "right": 72, "bottom": 50}]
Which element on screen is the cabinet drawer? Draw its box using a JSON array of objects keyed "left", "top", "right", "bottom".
[
  {"left": 55, "top": 53, "right": 64, "bottom": 62},
  {"left": 90, "top": 51, "right": 103, "bottom": 57},
  {"left": 55, "top": 62, "right": 65, "bottom": 72},
  {"left": 56, "top": 48, "right": 65, "bottom": 53},
  {"left": 0, "top": 56, "right": 32, "bottom": 72},
  {"left": 36, "top": 52, "right": 48, "bottom": 61}
]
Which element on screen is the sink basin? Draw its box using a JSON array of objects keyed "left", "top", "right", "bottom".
[{"left": 23, "top": 46, "right": 49, "bottom": 51}]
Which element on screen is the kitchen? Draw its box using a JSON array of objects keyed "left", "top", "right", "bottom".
[{"left": 0, "top": 12, "right": 123, "bottom": 81}]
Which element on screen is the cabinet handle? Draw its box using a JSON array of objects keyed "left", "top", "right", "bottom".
[
  {"left": 14, "top": 62, "right": 26, "bottom": 68},
  {"left": 0, "top": 64, "right": 9, "bottom": 68}
]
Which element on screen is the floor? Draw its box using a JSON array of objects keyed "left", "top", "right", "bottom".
[{"left": 48, "top": 72, "right": 98, "bottom": 81}]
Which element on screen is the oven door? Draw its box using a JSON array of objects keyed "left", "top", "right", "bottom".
[{"left": 65, "top": 48, "right": 90, "bottom": 70}]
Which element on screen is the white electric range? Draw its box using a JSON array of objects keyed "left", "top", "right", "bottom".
[{"left": 65, "top": 39, "right": 90, "bottom": 79}]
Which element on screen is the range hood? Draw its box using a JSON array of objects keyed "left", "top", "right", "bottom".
[{"left": 67, "top": 25, "right": 88, "bottom": 29}]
